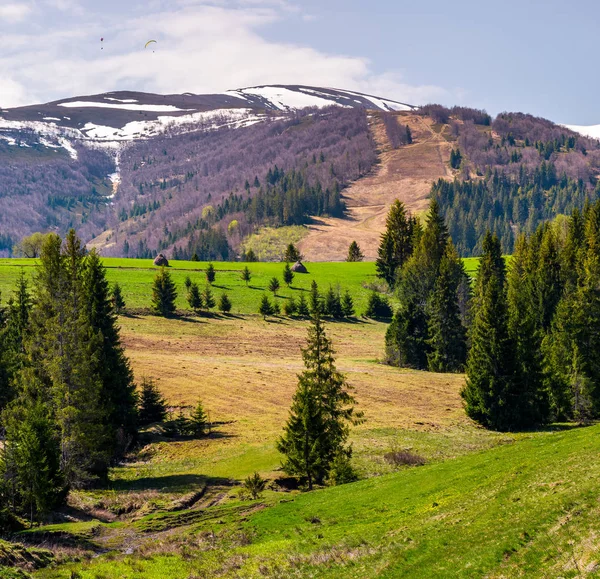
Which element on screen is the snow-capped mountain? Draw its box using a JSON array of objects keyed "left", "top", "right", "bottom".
[{"left": 0, "top": 84, "right": 414, "bottom": 145}]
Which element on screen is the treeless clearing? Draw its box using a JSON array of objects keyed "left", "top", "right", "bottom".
[
  {"left": 114, "top": 314, "right": 500, "bottom": 488},
  {"left": 300, "top": 113, "right": 454, "bottom": 261}
]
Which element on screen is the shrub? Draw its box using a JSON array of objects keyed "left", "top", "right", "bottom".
[
  {"left": 383, "top": 450, "right": 426, "bottom": 468},
  {"left": 202, "top": 286, "right": 216, "bottom": 310},
  {"left": 364, "top": 291, "right": 393, "bottom": 319},
  {"left": 243, "top": 472, "right": 267, "bottom": 500},
  {"left": 328, "top": 450, "right": 358, "bottom": 486},
  {"left": 259, "top": 294, "right": 273, "bottom": 319},
  {"left": 163, "top": 409, "right": 191, "bottom": 438}
]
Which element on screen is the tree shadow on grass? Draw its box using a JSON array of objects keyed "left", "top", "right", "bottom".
[{"left": 110, "top": 474, "right": 234, "bottom": 493}]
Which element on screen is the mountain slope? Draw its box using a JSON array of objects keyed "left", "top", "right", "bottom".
[{"left": 300, "top": 113, "right": 453, "bottom": 261}]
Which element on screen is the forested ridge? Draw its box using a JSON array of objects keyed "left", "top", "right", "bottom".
[{"left": 420, "top": 106, "right": 600, "bottom": 256}]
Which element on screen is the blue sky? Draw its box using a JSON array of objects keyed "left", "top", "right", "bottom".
[{"left": 0, "top": 0, "right": 596, "bottom": 124}]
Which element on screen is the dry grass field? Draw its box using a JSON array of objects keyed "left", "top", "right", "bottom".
[
  {"left": 110, "top": 313, "right": 508, "bottom": 499},
  {"left": 300, "top": 112, "right": 455, "bottom": 261}
]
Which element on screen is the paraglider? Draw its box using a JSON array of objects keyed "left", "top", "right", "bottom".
[
  {"left": 145, "top": 40, "right": 157, "bottom": 49},
  {"left": 100, "top": 37, "right": 104, "bottom": 50}
]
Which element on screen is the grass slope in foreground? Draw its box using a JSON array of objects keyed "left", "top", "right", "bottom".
[{"left": 36, "top": 424, "right": 600, "bottom": 578}]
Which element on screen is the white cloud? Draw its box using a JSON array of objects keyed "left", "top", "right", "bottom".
[
  {"left": 0, "top": 2, "right": 32, "bottom": 23},
  {"left": 0, "top": 2, "right": 456, "bottom": 108}
]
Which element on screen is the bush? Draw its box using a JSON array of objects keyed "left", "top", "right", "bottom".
[
  {"left": 364, "top": 291, "right": 393, "bottom": 319},
  {"left": 383, "top": 450, "right": 426, "bottom": 468},
  {"left": 328, "top": 450, "right": 358, "bottom": 486},
  {"left": 242, "top": 472, "right": 267, "bottom": 500}
]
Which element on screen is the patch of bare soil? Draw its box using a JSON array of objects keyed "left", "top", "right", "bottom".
[{"left": 300, "top": 113, "right": 454, "bottom": 261}]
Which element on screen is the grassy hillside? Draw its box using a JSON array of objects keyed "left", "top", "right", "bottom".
[
  {"left": 0, "top": 258, "right": 480, "bottom": 315},
  {"left": 31, "top": 421, "right": 600, "bottom": 578}
]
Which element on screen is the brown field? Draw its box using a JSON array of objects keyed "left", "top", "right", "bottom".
[
  {"left": 111, "top": 314, "right": 506, "bottom": 492},
  {"left": 300, "top": 112, "right": 455, "bottom": 261}
]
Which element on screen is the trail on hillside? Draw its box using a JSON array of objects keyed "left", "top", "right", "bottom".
[{"left": 299, "top": 113, "right": 453, "bottom": 261}]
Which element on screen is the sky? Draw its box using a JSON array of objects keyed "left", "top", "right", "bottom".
[{"left": 0, "top": 0, "right": 597, "bottom": 124}]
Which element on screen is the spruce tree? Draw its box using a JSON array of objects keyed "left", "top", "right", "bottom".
[
  {"left": 151, "top": 267, "right": 177, "bottom": 316},
  {"left": 283, "top": 263, "right": 294, "bottom": 287},
  {"left": 277, "top": 316, "right": 360, "bottom": 489},
  {"left": 259, "top": 294, "right": 273, "bottom": 319},
  {"left": 346, "top": 241, "right": 364, "bottom": 262},
  {"left": 297, "top": 293, "right": 310, "bottom": 317},
  {"left": 138, "top": 378, "right": 167, "bottom": 425},
  {"left": 376, "top": 200, "right": 417, "bottom": 287},
  {"left": 111, "top": 283, "right": 125, "bottom": 314},
  {"left": 284, "top": 297, "right": 297, "bottom": 316},
  {"left": 341, "top": 290, "right": 355, "bottom": 318},
  {"left": 461, "top": 233, "right": 521, "bottom": 431},
  {"left": 241, "top": 266, "right": 251, "bottom": 286},
  {"left": 202, "top": 286, "right": 216, "bottom": 310},
  {"left": 1, "top": 400, "right": 64, "bottom": 522},
  {"left": 83, "top": 250, "right": 138, "bottom": 453},
  {"left": 188, "top": 400, "right": 208, "bottom": 437},
  {"left": 268, "top": 277, "right": 280, "bottom": 295},
  {"left": 506, "top": 234, "right": 550, "bottom": 426},
  {"left": 29, "top": 230, "right": 109, "bottom": 486},
  {"left": 426, "top": 248, "right": 467, "bottom": 372},
  {"left": 284, "top": 243, "right": 302, "bottom": 263},
  {"left": 0, "top": 271, "right": 31, "bottom": 410},
  {"left": 218, "top": 293, "right": 232, "bottom": 313},
  {"left": 324, "top": 287, "right": 342, "bottom": 319},
  {"left": 187, "top": 282, "right": 203, "bottom": 312},
  {"left": 206, "top": 263, "right": 216, "bottom": 285}
]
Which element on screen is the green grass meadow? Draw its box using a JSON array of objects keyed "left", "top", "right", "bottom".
[
  {"left": 0, "top": 257, "right": 483, "bottom": 316},
  {"left": 32, "top": 424, "right": 600, "bottom": 578},
  {"left": 0, "top": 258, "right": 383, "bottom": 315}
]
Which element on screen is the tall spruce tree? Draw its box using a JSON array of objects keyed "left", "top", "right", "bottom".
[
  {"left": 28, "top": 231, "right": 109, "bottom": 486},
  {"left": 83, "top": 250, "right": 138, "bottom": 453},
  {"left": 545, "top": 248, "right": 600, "bottom": 419},
  {"left": 507, "top": 234, "right": 550, "bottom": 426},
  {"left": 376, "top": 200, "right": 417, "bottom": 287},
  {"left": 277, "top": 315, "right": 360, "bottom": 488},
  {"left": 151, "top": 267, "right": 177, "bottom": 316},
  {"left": 461, "top": 233, "right": 522, "bottom": 431},
  {"left": 426, "top": 246, "right": 467, "bottom": 372}
]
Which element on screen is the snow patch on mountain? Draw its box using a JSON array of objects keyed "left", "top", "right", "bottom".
[
  {"left": 564, "top": 123, "right": 600, "bottom": 140},
  {"left": 226, "top": 86, "right": 340, "bottom": 111},
  {"left": 58, "top": 101, "right": 191, "bottom": 113}
]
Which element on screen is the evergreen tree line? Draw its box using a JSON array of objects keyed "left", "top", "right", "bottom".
[
  {"left": 383, "top": 200, "right": 470, "bottom": 373},
  {"left": 432, "top": 162, "right": 598, "bottom": 256},
  {"left": 379, "top": 197, "right": 600, "bottom": 431},
  {"left": 154, "top": 166, "right": 345, "bottom": 260},
  {"left": 463, "top": 200, "right": 600, "bottom": 430},
  {"left": 0, "top": 231, "right": 139, "bottom": 521}
]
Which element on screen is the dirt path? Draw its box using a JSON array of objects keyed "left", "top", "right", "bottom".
[{"left": 299, "top": 113, "right": 453, "bottom": 261}]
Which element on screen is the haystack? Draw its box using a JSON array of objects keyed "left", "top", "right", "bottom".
[
  {"left": 291, "top": 261, "right": 308, "bottom": 273},
  {"left": 154, "top": 253, "right": 169, "bottom": 267}
]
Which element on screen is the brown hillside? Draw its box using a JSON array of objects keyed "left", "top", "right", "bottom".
[{"left": 299, "top": 113, "right": 454, "bottom": 261}]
